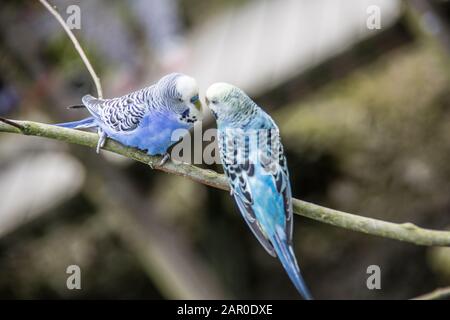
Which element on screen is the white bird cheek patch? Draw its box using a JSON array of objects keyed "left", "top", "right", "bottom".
[{"left": 192, "top": 106, "right": 203, "bottom": 120}]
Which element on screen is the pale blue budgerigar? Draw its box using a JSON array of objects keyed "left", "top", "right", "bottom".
[
  {"left": 56, "top": 73, "right": 202, "bottom": 164},
  {"left": 206, "top": 83, "right": 312, "bottom": 299}
]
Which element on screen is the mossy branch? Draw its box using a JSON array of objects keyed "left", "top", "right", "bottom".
[{"left": 1, "top": 119, "right": 450, "bottom": 247}]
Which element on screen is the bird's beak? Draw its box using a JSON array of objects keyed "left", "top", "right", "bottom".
[
  {"left": 205, "top": 98, "right": 218, "bottom": 119},
  {"left": 194, "top": 99, "right": 202, "bottom": 112},
  {"left": 190, "top": 95, "right": 202, "bottom": 111}
]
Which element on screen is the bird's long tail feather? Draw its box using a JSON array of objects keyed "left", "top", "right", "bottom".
[
  {"left": 54, "top": 117, "right": 96, "bottom": 129},
  {"left": 271, "top": 231, "right": 313, "bottom": 300}
]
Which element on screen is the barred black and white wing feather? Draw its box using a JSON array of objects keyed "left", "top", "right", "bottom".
[
  {"left": 271, "top": 137, "right": 294, "bottom": 244},
  {"left": 219, "top": 125, "right": 294, "bottom": 256},
  {"left": 82, "top": 91, "right": 148, "bottom": 133}
]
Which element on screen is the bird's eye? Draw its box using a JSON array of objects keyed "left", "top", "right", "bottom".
[
  {"left": 211, "top": 100, "right": 218, "bottom": 104},
  {"left": 178, "top": 98, "right": 183, "bottom": 102}
]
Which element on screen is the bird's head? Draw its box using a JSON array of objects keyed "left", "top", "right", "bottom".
[
  {"left": 205, "top": 82, "right": 254, "bottom": 125},
  {"left": 159, "top": 73, "right": 203, "bottom": 125}
]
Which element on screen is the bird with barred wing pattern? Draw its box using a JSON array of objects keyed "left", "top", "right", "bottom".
[
  {"left": 56, "top": 73, "right": 202, "bottom": 164},
  {"left": 206, "top": 82, "right": 312, "bottom": 299}
]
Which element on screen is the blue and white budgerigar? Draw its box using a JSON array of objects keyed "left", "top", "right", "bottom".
[
  {"left": 56, "top": 73, "right": 202, "bottom": 163},
  {"left": 206, "top": 83, "right": 312, "bottom": 299}
]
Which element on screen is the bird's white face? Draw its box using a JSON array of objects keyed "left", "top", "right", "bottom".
[
  {"left": 205, "top": 82, "right": 236, "bottom": 121},
  {"left": 175, "top": 75, "right": 203, "bottom": 123}
]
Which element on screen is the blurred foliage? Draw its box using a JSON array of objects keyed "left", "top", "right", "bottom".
[
  {"left": 179, "top": 0, "right": 250, "bottom": 29},
  {"left": 0, "top": 196, "right": 161, "bottom": 299}
]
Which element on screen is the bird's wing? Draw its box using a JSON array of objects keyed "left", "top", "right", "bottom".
[
  {"left": 258, "top": 124, "right": 294, "bottom": 244},
  {"left": 257, "top": 116, "right": 294, "bottom": 244},
  {"left": 82, "top": 94, "right": 148, "bottom": 132},
  {"left": 220, "top": 129, "right": 278, "bottom": 256},
  {"left": 270, "top": 136, "right": 294, "bottom": 244}
]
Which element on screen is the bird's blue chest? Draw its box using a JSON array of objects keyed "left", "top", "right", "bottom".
[{"left": 105, "top": 112, "right": 189, "bottom": 155}]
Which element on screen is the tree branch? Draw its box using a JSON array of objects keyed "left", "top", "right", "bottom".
[
  {"left": 38, "top": 0, "right": 103, "bottom": 99},
  {"left": 1, "top": 118, "right": 450, "bottom": 247}
]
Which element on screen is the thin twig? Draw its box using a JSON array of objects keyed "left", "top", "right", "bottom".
[
  {"left": 1, "top": 119, "right": 450, "bottom": 247},
  {"left": 412, "top": 287, "right": 450, "bottom": 300},
  {"left": 0, "top": 117, "right": 25, "bottom": 131},
  {"left": 38, "top": 0, "right": 103, "bottom": 99}
]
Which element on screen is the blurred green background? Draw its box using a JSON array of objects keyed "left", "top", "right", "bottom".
[{"left": 0, "top": 0, "right": 449, "bottom": 299}]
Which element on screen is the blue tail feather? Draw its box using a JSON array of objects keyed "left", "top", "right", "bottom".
[
  {"left": 54, "top": 117, "right": 96, "bottom": 129},
  {"left": 272, "top": 232, "right": 313, "bottom": 300}
]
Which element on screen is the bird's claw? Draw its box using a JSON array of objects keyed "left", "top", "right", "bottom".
[
  {"left": 148, "top": 154, "right": 169, "bottom": 169},
  {"left": 159, "top": 153, "right": 170, "bottom": 166},
  {"left": 96, "top": 128, "right": 107, "bottom": 154}
]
